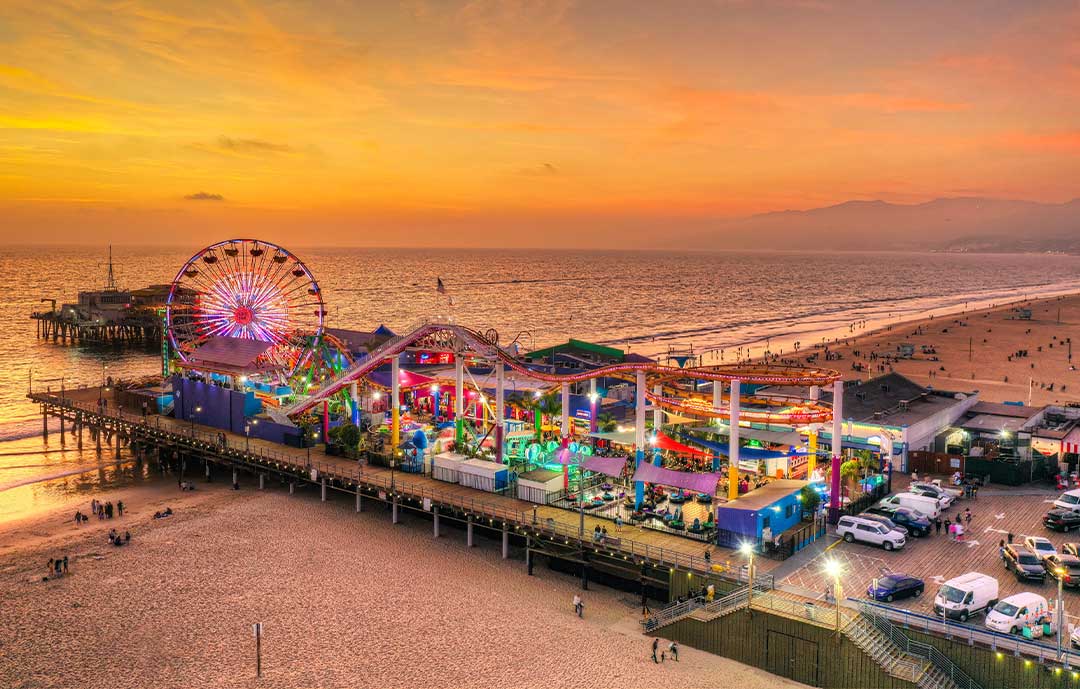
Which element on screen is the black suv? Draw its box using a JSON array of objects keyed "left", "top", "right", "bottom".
[
  {"left": 1045, "top": 509, "right": 1080, "bottom": 532},
  {"left": 1003, "top": 544, "right": 1047, "bottom": 581}
]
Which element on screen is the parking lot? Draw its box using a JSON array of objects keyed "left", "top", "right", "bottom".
[{"left": 782, "top": 480, "right": 1080, "bottom": 631}]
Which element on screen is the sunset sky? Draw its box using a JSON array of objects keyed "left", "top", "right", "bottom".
[{"left": 1, "top": 0, "right": 1078, "bottom": 248}]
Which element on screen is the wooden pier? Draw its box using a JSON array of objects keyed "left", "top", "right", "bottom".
[
  {"left": 31, "top": 309, "right": 161, "bottom": 347},
  {"left": 28, "top": 386, "right": 770, "bottom": 599}
]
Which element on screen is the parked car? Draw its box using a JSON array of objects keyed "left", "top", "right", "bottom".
[
  {"left": 1062, "top": 543, "right": 1080, "bottom": 557},
  {"left": 929, "top": 479, "right": 963, "bottom": 498},
  {"left": 1053, "top": 489, "right": 1080, "bottom": 512},
  {"left": 934, "top": 572, "right": 999, "bottom": 622},
  {"left": 1072, "top": 624, "right": 1080, "bottom": 650},
  {"left": 867, "top": 573, "right": 925, "bottom": 602},
  {"left": 1044, "top": 554, "right": 1080, "bottom": 587},
  {"left": 985, "top": 592, "right": 1050, "bottom": 635},
  {"left": 1002, "top": 545, "right": 1047, "bottom": 582},
  {"left": 909, "top": 483, "right": 955, "bottom": 508},
  {"left": 860, "top": 509, "right": 909, "bottom": 535},
  {"left": 878, "top": 492, "right": 941, "bottom": 520},
  {"left": 1024, "top": 536, "right": 1057, "bottom": 562},
  {"left": 836, "top": 515, "right": 906, "bottom": 551},
  {"left": 873, "top": 505, "right": 933, "bottom": 537},
  {"left": 1044, "top": 509, "right": 1080, "bottom": 532}
]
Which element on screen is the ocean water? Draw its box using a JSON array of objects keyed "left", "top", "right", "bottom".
[
  {"left": 2, "top": 244, "right": 1080, "bottom": 522},
  {"left": 5, "top": 245, "right": 1080, "bottom": 433}
]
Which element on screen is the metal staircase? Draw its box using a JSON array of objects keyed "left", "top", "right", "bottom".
[
  {"left": 642, "top": 586, "right": 760, "bottom": 632},
  {"left": 853, "top": 601, "right": 982, "bottom": 689}
]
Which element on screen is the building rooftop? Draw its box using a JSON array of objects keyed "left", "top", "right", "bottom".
[{"left": 719, "top": 479, "right": 807, "bottom": 511}]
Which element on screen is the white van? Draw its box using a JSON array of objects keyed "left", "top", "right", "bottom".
[
  {"left": 836, "top": 515, "right": 906, "bottom": 551},
  {"left": 1054, "top": 489, "right": 1080, "bottom": 512},
  {"left": 879, "top": 492, "right": 942, "bottom": 520},
  {"left": 933, "top": 572, "right": 999, "bottom": 622},
  {"left": 985, "top": 593, "right": 1050, "bottom": 634}
]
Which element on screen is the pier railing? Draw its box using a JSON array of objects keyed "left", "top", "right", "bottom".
[{"left": 29, "top": 390, "right": 764, "bottom": 583}]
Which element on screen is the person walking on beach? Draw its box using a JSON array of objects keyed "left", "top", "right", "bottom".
[
  {"left": 117, "top": 501, "right": 124, "bottom": 517},
  {"left": 47, "top": 558, "right": 53, "bottom": 576},
  {"left": 669, "top": 641, "right": 679, "bottom": 661},
  {"left": 62, "top": 556, "right": 68, "bottom": 574},
  {"left": 652, "top": 638, "right": 659, "bottom": 663},
  {"left": 573, "top": 594, "right": 583, "bottom": 618}
]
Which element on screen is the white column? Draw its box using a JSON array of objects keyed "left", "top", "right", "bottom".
[
  {"left": 652, "top": 383, "right": 663, "bottom": 431},
  {"left": 728, "top": 379, "right": 741, "bottom": 500},
  {"left": 634, "top": 371, "right": 647, "bottom": 451},
  {"left": 832, "top": 380, "right": 844, "bottom": 460},
  {"left": 495, "top": 361, "right": 505, "bottom": 462},
  {"left": 810, "top": 385, "right": 820, "bottom": 402},
  {"left": 455, "top": 356, "right": 464, "bottom": 419}
]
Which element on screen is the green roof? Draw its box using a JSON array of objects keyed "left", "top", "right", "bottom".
[{"left": 524, "top": 338, "right": 624, "bottom": 361}]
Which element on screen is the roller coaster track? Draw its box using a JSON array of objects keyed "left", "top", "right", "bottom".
[{"left": 282, "top": 319, "right": 841, "bottom": 420}]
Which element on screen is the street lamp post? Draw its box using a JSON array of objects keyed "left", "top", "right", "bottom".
[
  {"left": 245, "top": 424, "right": 251, "bottom": 452},
  {"left": 739, "top": 542, "right": 756, "bottom": 610},
  {"left": 306, "top": 431, "right": 318, "bottom": 470},
  {"left": 1056, "top": 567, "right": 1066, "bottom": 661},
  {"left": 825, "top": 559, "right": 844, "bottom": 634},
  {"left": 191, "top": 406, "right": 201, "bottom": 436}
]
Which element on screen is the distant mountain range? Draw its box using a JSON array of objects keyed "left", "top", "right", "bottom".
[{"left": 691, "top": 197, "right": 1080, "bottom": 253}]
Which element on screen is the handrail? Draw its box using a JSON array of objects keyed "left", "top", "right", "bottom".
[
  {"left": 858, "top": 601, "right": 983, "bottom": 689},
  {"left": 642, "top": 587, "right": 752, "bottom": 630},
  {"left": 858, "top": 598, "right": 1074, "bottom": 667}
]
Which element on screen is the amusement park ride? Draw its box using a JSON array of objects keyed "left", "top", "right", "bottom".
[{"left": 162, "top": 239, "right": 851, "bottom": 513}]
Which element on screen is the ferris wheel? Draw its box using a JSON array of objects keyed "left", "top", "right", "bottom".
[{"left": 165, "top": 239, "right": 325, "bottom": 376}]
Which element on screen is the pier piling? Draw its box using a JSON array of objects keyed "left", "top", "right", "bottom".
[
  {"left": 355, "top": 490, "right": 361, "bottom": 512},
  {"left": 233, "top": 468, "right": 238, "bottom": 486},
  {"left": 433, "top": 507, "right": 440, "bottom": 538},
  {"left": 321, "top": 477, "right": 326, "bottom": 501},
  {"left": 59, "top": 415, "right": 65, "bottom": 446},
  {"left": 526, "top": 537, "right": 533, "bottom": 576},
  {"left": 77, "top": 419, "right": 83, "bottom": 450},
  {"left": 259, "top": 474, "right": 264, "bottom": 490},
  {"left": 391, "top": 496, "right": 399, "bottom": 524},
  {"left": 501, "top": 523, "right": 509, "bottom": 559},
  {"left": 42, "top": 413, "right": 48, "bottom": 441},
  {"left": 467, "top": 515, "right": 474, "bottom": 547},
  {"left": 289, "top": 481, "right": 295, "bottom": 495},
  {"left": 205, "top": 461, "right": 211, "bottom": 479}
]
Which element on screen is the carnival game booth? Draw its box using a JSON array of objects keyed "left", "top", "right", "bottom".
[
  {"left": 432, "top": 452, "right": 469, "bottom": 483},
  {"left": 713, "top": 479, "right": 808, "bottom": 550},
  {"left": 517, "top": 469, "right": 564, "bottom": 504},
  {"left": 459, "top": 458, "right": 510, "bottom": 493}
]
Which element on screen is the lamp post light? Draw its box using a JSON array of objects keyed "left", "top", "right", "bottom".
[
  {"left": 1056, "top": 567, "right": 1066, "bottom": 661},
  {"left": 739, "top": 542, "right": 756, "bottom": 610},
  {"left": 824, "top": 558, "right": 844, "bottom": 634},
  {"left": 307, "top": 431, "right": 318, "bottom": 470}
]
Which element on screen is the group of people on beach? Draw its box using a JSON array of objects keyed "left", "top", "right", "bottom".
[
  {"left": 651, "top": 638, "right": 679, "bottom": 663},
  {"left": 74, "top": 498, "right": 124, "bottom": 525},
  {"left": 108, "top": 528, "right": 131, "bottom": 546},
  {"left": 45, "top": 556, "right": 69, "bottom": 580}
]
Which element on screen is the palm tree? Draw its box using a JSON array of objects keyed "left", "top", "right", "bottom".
[
  {"left": 596, "top": 412, "right": 618, "bottom": 433},
  {"left": 514, "top": 395, "right": 543, "bottom": 441},
  {"left": 537, "top": 393, "right": 562, "bottom": 439}
]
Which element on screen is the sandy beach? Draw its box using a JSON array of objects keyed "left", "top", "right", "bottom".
[
  {"left": 0, "top": 479, "right": 801, "bottom": 689},
  {"left": 804, "top": 292, "right": 1080, "bottom": 406}
]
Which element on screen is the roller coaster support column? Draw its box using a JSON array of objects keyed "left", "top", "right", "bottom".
[
  {"left": 350, "top": 381, "right": 359, "bottom": 426},
  {"left": 391, "top": 356, "right": 401, "bottom": 449},
  {"left": 807, "top": 386, "right": 820, "bottom": 477},
  {"left": 652, "top": 384, "right": 662, "bottom": 433},
  {"left": 322, "top": 400, "right": 330, "bottom": 444},
  {"left": 589, "top": 379, "right": 598, "bottom": 433},
  {"left": 495, "top": 361, "right": 505, "bottom": 463},
  {"left": 455, "top": 356, "right": 464, "bottom": 447},
  {"left": 728, "top": 380, "right": 741, "bottom": 501},
  {"left": 829, "top": 379, "right": 844, "bottom": 522},
  {"left": 634, "top": 370, "right": 646, "bottom": 509},
  {"left": 712, "top": 381, "right": 722, "bottom": 471},
  {"left": 561, "top": 382, "right": 570, "bottom": 489}
]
